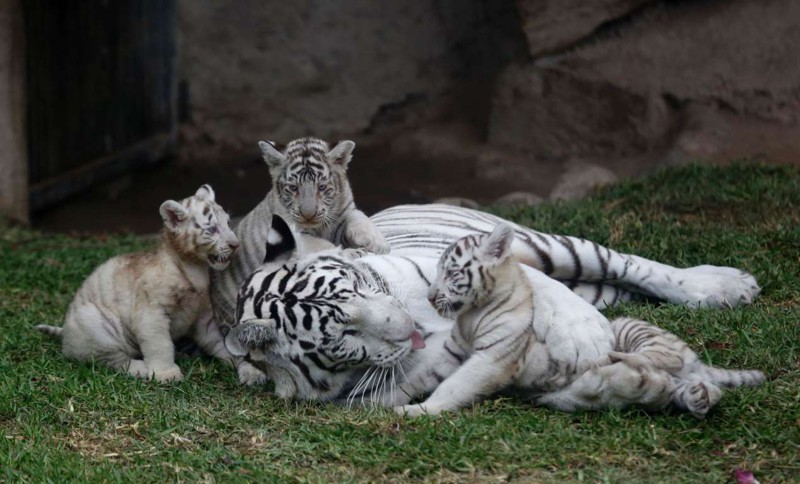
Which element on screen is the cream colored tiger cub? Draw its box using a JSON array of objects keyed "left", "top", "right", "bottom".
[
  {"left": 36, "top": 185, "right": 240, "bottom": 382},
  {"left": 393, "top": 223, "right": 765, "bottom": 417}
]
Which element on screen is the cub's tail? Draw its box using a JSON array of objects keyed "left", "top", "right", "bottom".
[
  {"left": 703, "top": 366, "right": 765, "bottom": 388},
  {"left": 35, "top": 325, "right": 64, "bottom": 340}
]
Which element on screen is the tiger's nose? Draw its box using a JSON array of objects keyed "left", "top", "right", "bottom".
[
  {"left": 228, "top": 240, "right": 240, "bottom": 251},
  {"left": 427, "top": 294, "right": 437, "bottom": 306}
]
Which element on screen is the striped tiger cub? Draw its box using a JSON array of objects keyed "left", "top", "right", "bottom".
[
  {"left": 36, "top": 185, "right": 240, "bottom": 382},
  {"left": 392, "top": 224, "right": 765, "bottom": 417},
  {"left": 211, "top": 137, "right": 388, "bottom": 334}
]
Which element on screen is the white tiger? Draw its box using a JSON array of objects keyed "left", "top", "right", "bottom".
[
  {"left": 36, "top": 185, "right": 240, "bottom": 383},
  {"left": 224, "top": 216, "right": 763, "bottom": 415},
  {"left": 390, "top": 224, "right": 765, "bottom": 417}
]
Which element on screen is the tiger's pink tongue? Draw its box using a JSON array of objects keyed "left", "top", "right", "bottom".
[{"left": 410, "top": 330, "right": 426, "bottom": 350}]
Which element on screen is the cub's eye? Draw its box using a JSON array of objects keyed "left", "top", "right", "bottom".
[
  {"left": 342, "top": 329, "right": 363, "bottom": 337},
  {"left": 285, "top": 184, "right": 298, "bottom": 193},
  {"left": 207, "top": 226, "right": 218, "bottom": 234},
  {"left": 317, "top": 183, "right": 328, "bottom": 192},
  {"left": 446, "top": 269, "right": 459, "bottom": 277}
]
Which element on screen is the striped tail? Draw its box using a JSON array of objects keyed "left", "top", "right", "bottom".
[
  {"left": 703, "top": 366, "right": 766, "bottom": 388},
  {"left": 35, "top": 325, "right": 64, "bottom": 340}
]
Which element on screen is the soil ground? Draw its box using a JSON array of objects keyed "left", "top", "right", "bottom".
[{"left": 31, "top": 143, "right": 563, "bottom": 235}]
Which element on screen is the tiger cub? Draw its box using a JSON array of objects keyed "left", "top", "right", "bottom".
[
  {"left": 211, "top": 137, "right": 388, "bottom": 334},
  {"left": 36, "top": 185, "right": 240, "bottom": 382},
  {"left": 394, "top": 223, "right": 765, "bottom": 417}
]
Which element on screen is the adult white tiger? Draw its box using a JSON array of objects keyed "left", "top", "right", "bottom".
[{"left": 224, "top": 214, "right": 762, "bottom": 412}]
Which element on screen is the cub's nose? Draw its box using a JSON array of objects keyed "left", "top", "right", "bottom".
[
  {"left": 228, "top": 240, "right": 240, "bottom": 251},
  {"left": 427, "top": 294, "right": 437, "bottom": 306}
]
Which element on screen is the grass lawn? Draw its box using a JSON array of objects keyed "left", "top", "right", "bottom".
[{"left": 1, "top": 162, "right": 798, "bottom": 482}]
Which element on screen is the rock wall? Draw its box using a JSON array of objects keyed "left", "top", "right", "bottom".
[
  {"left": 177, "top": 0, "right": 800, "bottom": 203},
  {"left": 177, "top": 0, "right": 524, "bottom": 159},
  {"left": 493, "top": 0, "right": 800, "bottom": 168}
]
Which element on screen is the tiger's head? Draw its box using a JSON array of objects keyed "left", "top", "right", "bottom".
[
  {"left": 225, "top": 215, "right": 420, "bottom": 401},
  {"left": 158, "top": 184, "right": 239, "bottom": 271},
  {"left": 428, "top": 223, "right": 516, "bottom": 316},
  {"left": 259, "top": 137, "right": 355, "bottom": 233}
]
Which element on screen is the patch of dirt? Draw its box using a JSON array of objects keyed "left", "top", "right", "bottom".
[{"left": 31, "top": 141, "right": 565, "bottom": 235}]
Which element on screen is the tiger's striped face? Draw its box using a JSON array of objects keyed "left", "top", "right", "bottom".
[
  {"left": 259, "top": 137, "right": 355, "bottom": 233},
  {"left": 159, "top": 185, "right": 239, "bottom": 271},
  {"left": 229, "top": 251, "right": 417, "bottom": 399},
  {"left": 428, "top": 224, "right": 516, "bottom": 316}
]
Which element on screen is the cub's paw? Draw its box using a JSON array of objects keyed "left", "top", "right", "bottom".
[
  {"left": 127, "top": 359, "right": 150, "bottom": 379},
  {"left": 153, "top": 364, "right": 184, "bottom": 383},
  {"left": 670, "top": 266, "right": 760, "bottom": 309},
  {"left": 340, "top": 247, "right": 372, "bottom": 260},
  {"left": 346, "top": 224, "right": 390, "bottom": 254},
  {"left": 394, "top": 403, "right": 442, "bottom": 418},
  {"left": 682, "top": 380, "right": 723, "bottom": 418},
  {"left": 237, "top": 360, "right": 269, "bottom": 386}
]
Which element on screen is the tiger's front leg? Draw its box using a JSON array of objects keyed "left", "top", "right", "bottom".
[
  {"left": 395, "top": 351, "right": 512, "bottom": 417},
  {"left": 343, "top": 209, "right": 390, "bottom": 254}
]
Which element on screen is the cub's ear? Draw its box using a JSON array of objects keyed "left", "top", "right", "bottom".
[
  {"left": 482, "top": 223, "right": 515, "bottom": 261},
  {"left": 327, "top": 140, "right": 355, "bottom": 168},
  {"left": 159, "top": 200, "right": 188, "bottom": 229},
  {"left": 224, "top": 320, "right": 278, "bottom": 356},
  {"left": 195, "top": 184, "right": 216, "bottom": 201},
  {"left": 264, "top": 214, "right": 297, "bottom": 264},
  {"left": 258, "top": 140, "right": 285, "bottom": 169}
]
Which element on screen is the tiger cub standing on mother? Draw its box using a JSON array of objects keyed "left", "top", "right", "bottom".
[
  {"left": 211, "top": 137, "right": 389, "bottom": 382},
  {"left": 391, "top": 224, "right": 765, "bottom": 418}
]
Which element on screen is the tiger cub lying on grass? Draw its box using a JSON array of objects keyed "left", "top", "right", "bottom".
[
  {"left": 36, "top": 185, "right": 240, "bottom": 382},
  {"left": 394, "top": 224, "right": 766, "bottom": 417}
]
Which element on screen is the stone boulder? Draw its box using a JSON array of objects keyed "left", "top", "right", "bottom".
[
  {"left": 490, "top": 0, "right": 800, "bottom": 170},
  {"left": 516, "top": 0, "right": 654, "bottom": 57},
  {"left": 549, "top": 162, "right": 618, "bottom": 201}
]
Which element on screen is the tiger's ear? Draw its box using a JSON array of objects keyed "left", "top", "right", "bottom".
[
  {"left": 264, "top": 214, "right": 297, "bottom": 264},
  {"left": 159, "top": 200, "right": 188, "bottom": 230},
  {"left": 482, "top": 223, "right": 515, "bottom": 262},
  {"left": 259, "top": 140, "right": 285, "bottom": 169},
  {"left": 195, "top": 184, "right": 215, "bottom": 201},
  {"left": 327, "top": 140, "right": 355, "bottom": 168},
  {"left": 224, "top": 320, "right": 278, "bottom": 356}
]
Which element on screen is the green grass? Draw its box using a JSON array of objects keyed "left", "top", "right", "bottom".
[{"left": 2, "top": 162, "right": 798, "bottom": 482}]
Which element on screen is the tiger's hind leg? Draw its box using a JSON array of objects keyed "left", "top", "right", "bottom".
[
  {"left": 670, "top": 376, "right": 723, "bottom": 418},
  {"left": 536, "top": 362, "right": 673, "bottom": 413}
]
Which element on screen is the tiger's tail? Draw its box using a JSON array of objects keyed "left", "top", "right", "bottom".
[
  {"left": 702, "top": 366, "right": 765, "bottom": 388},
  {"left": 35, "top": 325, "right": 64, "bottom": 340}
]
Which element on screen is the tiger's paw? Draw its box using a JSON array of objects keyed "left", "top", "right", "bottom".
[
  {"left": 394, "top": 403, "right": 443, "bottom": 418},
  {"left": 237, "top": 360, "right": 269, "bottom": 386},
  {"left": 670, "top": 266, "right": 760, "bottom": 309},
  {"left": 345, "top": 223, "right": 390, "bottom": 255},
  {"left": 684, "top": 381, "right": 723, "bottom": 418},
  {"left": 153, "top": 364, "right": 184, "bottom": 383}
]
